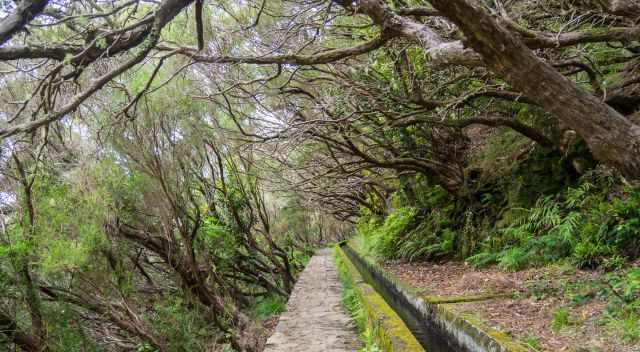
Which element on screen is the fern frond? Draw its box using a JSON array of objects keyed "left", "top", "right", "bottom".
[{"left": 565, "top": 182, "right": 593, "bottom": 208}]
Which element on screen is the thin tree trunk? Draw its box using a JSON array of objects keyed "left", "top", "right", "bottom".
[{"left": 12, "top": 155, "right": 46, "bottom": 348}]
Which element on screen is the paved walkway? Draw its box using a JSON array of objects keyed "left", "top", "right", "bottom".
[{"left": 264, "top": 248, "right": 361, "bottom": 352}]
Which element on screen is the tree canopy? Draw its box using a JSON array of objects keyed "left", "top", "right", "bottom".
[{"left": 2, "top": 0, "right": 640, "bottom": 350}]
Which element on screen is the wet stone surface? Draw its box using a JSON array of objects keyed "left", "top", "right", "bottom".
[{"left": 264, "top": 248, "right": 361, "bottom": 352}]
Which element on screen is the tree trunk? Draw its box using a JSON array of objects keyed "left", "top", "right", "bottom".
[
  {"left": 12, "top": 155, "right": 47, "bottom": 347},
  {"left": 0, "top": 312, "right": 42, "bottom": 352},
  {"left": 0, "top": 0, "right": 49, "bottom": 46},
  {"left": 429, "top": 0, "right": 640, "bottom": 180},
  {"left": 607, "top": 0, "right": 640, "bottom": 17}
]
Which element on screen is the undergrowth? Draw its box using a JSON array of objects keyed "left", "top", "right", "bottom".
[
  {"left": 354, "top": 131, "right": 640, "bottom": 344},
  {"left": 358, "top": 140, "right": 640, "bottom": 272},
  {"left": 253, "top": 295, "right": 286, "bottom": 320},
  {"left": 467, "top": 179, "right": 640, "bottom": 271},
  {"left": 600, "top": 267, "right": 640, "bottom": 342}
]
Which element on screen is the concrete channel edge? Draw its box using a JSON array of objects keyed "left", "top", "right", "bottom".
[
  {"left": 337, "top": 243, "right": 530, "bottom": 352},
  {"left": 335, "top": 245, "right": 425, "bottom": 352}
]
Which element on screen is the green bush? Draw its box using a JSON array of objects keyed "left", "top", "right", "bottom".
[
  {"left": 573, "top": 242, "right": 613, "bottom": 269},
  {"left": 359, "top": 206, "right": 460, "bottom": 261},
  {"left": 359, "top": 159, "right": 640, "bottom": 271},
  {"left": 497, "top": 247, "right": 530, "bottom": 272},
  {"left": 253, "top": 295, "right": 286, "bottom": 320},
  {"left": 44, "top": 303, "right": 102, "bottom": 352},
  {"left": 149, "top": 298, "right": 214, "bottom": 351},
  {"left": 396, "top": 217, "right": 456, "bottom": 262},
  {"left": 466, "top": 252, "right": 498, "bottom": 269},
  {"left": 361, "top": 207, "right": 416, "bottom": 259}
]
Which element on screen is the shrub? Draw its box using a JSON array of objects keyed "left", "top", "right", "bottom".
[
  {"left": 466, "top": 252, "right": 498, "bottom": 269},
  {"left": 362, "top": 170, "right": 640, "bottom": 271},
  {"left": 396, "top": 218, "right": 456, "bottom": 262},
  {"left": 254, "top": 295, "right": 286, "bottom": 320},
  {"left": 362, "top": 207, "right": 416, "bottom": 259},
  {"left": 150, "top": 298, "right": 214, "bottom": 351},
  {"left": 573, "top": 242, "right": 613, "bottom": 269},
  {"left": 497, "top": 247, "right": 530, "bottom": 272}
]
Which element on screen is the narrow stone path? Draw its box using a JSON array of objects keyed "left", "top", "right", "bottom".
[{"left": 264, "top": 248, "right": 361, "bottom": 352}]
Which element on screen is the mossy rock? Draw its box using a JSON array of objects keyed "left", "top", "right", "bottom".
[{"left": 423, "top": 293, "right": 514, "bottom": 305}]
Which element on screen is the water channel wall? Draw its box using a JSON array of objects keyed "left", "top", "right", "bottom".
[
  {"left": 338, "top": 243, "right": 529, "bottom": 352},
  {"left": 335, "top": 246, "right": 425, "bottom": 351}
]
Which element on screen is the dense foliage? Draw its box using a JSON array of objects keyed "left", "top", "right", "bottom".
[{"left": 3, "top": 0, "right": 640, "bottom": 350}]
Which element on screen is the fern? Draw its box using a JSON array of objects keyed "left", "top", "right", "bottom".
[
  {"left": 565, "top": 182, "right": 593, "bottom": 209},
  {"left": 472, "top": 193, "right": 583, "bottom": 270},
  {"left": 497, "top": 247, "right": 530, "bottom": 272},
  {"left": 549, "top": 211, "right": 581, "bottom": 244},
  {"left": 500, "top": 226, "right": 533, "bottom": 243},
  {"left": 396, "top": 227, "right": 455, "bottom": 262},
  {"left": 466, "top": 252, "right": 499, "bottom": 269},
  {"left": 524, "top": 196, "right": 562, "bottom": 232}
]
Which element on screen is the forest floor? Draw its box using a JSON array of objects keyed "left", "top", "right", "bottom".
[
  {"left": 382, "top": 260, "right": 639, "bottom": 352},
  {"left": 263, "top": 249, "right": 361, "bottom": 352}
]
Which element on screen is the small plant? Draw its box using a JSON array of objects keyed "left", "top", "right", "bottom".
[
  {"left": 359, "top": 335, "right": 382, "bottom": 352},
  {"left": 622, "top": 315, "right": 640, "bottom": 342},
  {"left": 136, "top": 343, "right": 156, "bottom": 352},
  {"left": 573, "top": 241, "right": 613, "bottom": 269},
  {"left": 497, "top": 247, "right": 529, "bottom": 272},
  {"left": 602, "top": 255, "right": 627, "bottom": 271},
  {"left": 593, "top": 268, "right": 640, "bottom": 342},
  {"left": 524, "top": 335, "right": 541, "bottom": 350},
  {"left": 254, "top": 295, "right": 286, "bottom": 320},
  {"left": 466, "top": 252, "right": 498, "bottom": 269},
  {"left": 552, "top": 308, "right": 571, "bottom": 331},
  {"left": 396, "top": 222, "right": 456, "bottom": 262},
  {"left": 362, "top": 207, "right": 416, "bottom": 259}
]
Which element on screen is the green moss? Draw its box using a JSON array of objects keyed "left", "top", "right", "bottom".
[
  {"left": 361, "top": 285, "right": 424, "bottom": 352},
  {"left": 335, "top": 247, "right": 424, "bottom": 352},
  {"left": 423, "top": 293, "right": 514, "bottom": 304},
  {"left": 437, "top": 305, "right": 530, "bottom": 352}
]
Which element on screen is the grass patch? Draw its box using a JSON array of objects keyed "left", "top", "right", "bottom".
[
  {"left": 334, "top": 247, "right": 383, "bottom": 352},
  {"left": 551, "top": 308, "right": 571, "bottom": 331}
]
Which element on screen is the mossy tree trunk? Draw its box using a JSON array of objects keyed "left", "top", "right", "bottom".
[{"left": 429, "top": 0, "right": 640, "bottom": 181}]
